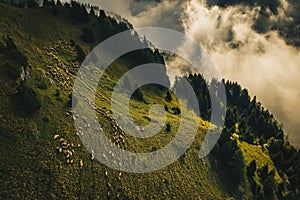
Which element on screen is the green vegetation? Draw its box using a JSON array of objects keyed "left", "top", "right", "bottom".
[
  {"left": 177, "top": 74, "right": 300, "bottom": 199},
  {"left": 0, "top": 2, "right": 299, "bottom": 200},
  {"left": 16, "top": 82, "right": 42, "bottom": 115},
  {"left": 165, "top": 90, "right": 172, "bottom": 102},
  {"left": 166, "top": 122, "right": 171, "bottom": 133},
  {"left": 0, "top": 2, "right": 226, "bottom": 199},
  {"left": 80, "top": 27, "right": 95, "bottom": 43}
]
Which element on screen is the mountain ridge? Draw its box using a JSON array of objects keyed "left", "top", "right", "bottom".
[{"left": 0, "top": 2, "right": 299, "bottom": 199}]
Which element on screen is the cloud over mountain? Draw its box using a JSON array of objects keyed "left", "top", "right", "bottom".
[{"left": 84, "top": 0, "right": 300, "bottom": 147}]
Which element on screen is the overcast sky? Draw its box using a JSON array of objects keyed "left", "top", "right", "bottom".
[{"left": 78, "top": 0, "right": 300, "bottom": 148}]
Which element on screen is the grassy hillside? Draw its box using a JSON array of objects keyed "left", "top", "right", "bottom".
[
  {"left": 0, "top": 2, "right": 295, "bottom": 200},
  {"left": 239, "top": 141, "right": 281, "bottom": 183},
  {"left": 0, "top": 3, "right": 230, "bottom": 199}
]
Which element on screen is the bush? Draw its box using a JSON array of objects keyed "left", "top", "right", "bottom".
[
  {"left": 55, "top": 89, "right": 60, "bottom": 97},
  {"left": 17, "top": 84, "right": 41, "bottom": 115},
  {"left": 80, "top": 28, "right": 95, "bottom": 43},
  {"left": 247, "top": 160, "right": 257, "bottom": 177},
  {"left": 132, "top": 88, "right": 144, "bottom": 102},
  {"left": 151, "top": 147, "right": 158, "bottom": 152},
  {"left": 2, "top": 37, "right": 28, "bottom": 80},
  {"left": 164, "top": 105, "right": 168, "bottom": 112},
  {"left": 166, "top": 122, "right": 171, "bottom": 133},
  {"left": 165, "top": 90, "right": 172, "bottom": 102},
  {"left": 42, "top": 116, "right": 49, "bottom": 123},
  {"left": 171, "top": 107, "right": 181, "bottom": 115},
  {"left": 4, "top": 63, "right": 22, "bottom": 79},
  {"left": 4, "top": 35, "right": 17, "bottom": 50},
  {"left": 36, "top": 75, "right": 48, "bottom": 89},
  {"left": 4, "top": 36, "right": 28, "bottom": 66},
  {"left": 69, "top": 39, "right": 75, "bottom": 47},
  {"left": 75, "top": 45, "right": 86, "bottom": 63},
  {"left": 0, "top": 41, "right": 5, "bottom": 53}
]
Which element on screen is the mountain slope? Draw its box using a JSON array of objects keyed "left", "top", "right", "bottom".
[
  {"left": 0, "top": 3, "right": 229, "bottom": 199},
  {"left": 0, "top": 2, "right": 299, "bottom": 200}
]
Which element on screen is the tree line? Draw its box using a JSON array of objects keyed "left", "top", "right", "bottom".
[{"left": 175, "top": 73, "right": 300, "bottom": 199}]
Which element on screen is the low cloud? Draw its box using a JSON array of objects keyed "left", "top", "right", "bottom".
[
  {"left": 83, "top": 0, "right": 300, "bottom": 147},
  {"left": 181, "top": 0, "right": 300, "bottom": 147}
]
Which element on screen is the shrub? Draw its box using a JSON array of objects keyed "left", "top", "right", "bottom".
[
  {"left": 75, "top": 45, "right": 86, "bottom": 63},
  {"left": 164, "top": 105, "right": 168, "bottom": 112},
  {"left": 4, "top": 35, "right": 17, "bottom": 50},
  {"left": 143, "top": 116, "right": 151, "bottom": 121},
  {"left": 4, "top": 63, "right": 21, "bottom": 79},
  {"left": 132, "top": 88, "right": 144, "bottom": 102},
  {"left": 42, "top": 116, "right": 49, "bottom": 123},
  {"left": 151, "top": 147, "right": 158, "bottom": 152},
  {"left": 69, "top": 39, "right": 75, "bottom": 47},
  {"left": 171, "top": 107, "right": 181, "bottom": 115},
  {"left": 165, "top": 90, "right": 172, "bottom": 102},
  {"left": 17, "top": 84, "right": 41, "bottom": 115},
  {"left": 247, "top": 160, "right": 257, "bottom": 177},
  {"left": 179, "top": 153, "right": 186, "bottom": 164},
  {"left": 0, "top": 41, "right": 5, "bottom": 53},
  {"left": 4, "top": 36, "right": 28, "bottom": 66},
  {"left": 36, "top": 75, "right": 48, "bottom": 89},
  {"left": 80, "top": 28, "right": 95, "bottom": 43},
  {"left": 55, "top": 89, "right": 60, "bottom": 97},
  {"left": 166, "top": 122, "right": 171, "bottom": 133}
]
